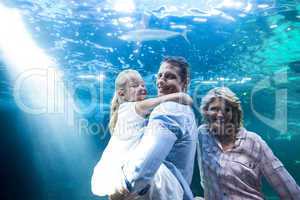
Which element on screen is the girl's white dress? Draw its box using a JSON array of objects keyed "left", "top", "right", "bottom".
[{"left": 91, "top": 102, "right": 183, "bottom": 199}]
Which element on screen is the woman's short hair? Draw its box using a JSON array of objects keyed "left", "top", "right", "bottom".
[{"left": 200, "top": 87, "right": 243, "bottom": 128}]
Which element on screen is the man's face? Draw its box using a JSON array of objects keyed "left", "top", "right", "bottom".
[
  {"left": 206, "top": 97, "right": 234, "bottom": 136},
  {"left": 156, "top": 62, "right": 183, "bottom": 96}
]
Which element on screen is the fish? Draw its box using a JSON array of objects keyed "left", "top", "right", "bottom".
[{"left": 119, "top": 28, "right": 190, "bottom": 43}]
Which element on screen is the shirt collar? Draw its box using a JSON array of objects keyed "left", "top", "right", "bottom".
[
  {"left": 204, "top": 126, "right": 247, "bottom": 152},
  {"left": 235, "top": 127, "right": 246, "bottom": 139},
  {"left": 233, "top": 128, "right": 247, "bottom": 149}
]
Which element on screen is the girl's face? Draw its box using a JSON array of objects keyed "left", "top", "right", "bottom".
[{"left": 122, "top": 74, "right": 147, "bottom": 102}]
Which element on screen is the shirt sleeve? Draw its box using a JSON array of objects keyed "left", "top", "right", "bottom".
[
  {"left": 196, "top": 127, "right": 205, "bottom": 189},
  {"left": 259, "top": 139, "right": 300, "bottom": 199},
  {"left": 120, "top": 102, "right": 184, "bottom": 193}
]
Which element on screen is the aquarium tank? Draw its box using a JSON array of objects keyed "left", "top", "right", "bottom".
[{"left": 0, "top": 0, "right": 299, "bottom": 199}]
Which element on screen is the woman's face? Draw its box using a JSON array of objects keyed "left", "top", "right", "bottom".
[
  {"left": 156, "top": 62, "right": 184, "bottom": 96},
  {"left": 206, "top": 97, "right": 234, "bottom": 136},
  {"left": 122, "top": 74, "right": 147, "bottom": 102}
]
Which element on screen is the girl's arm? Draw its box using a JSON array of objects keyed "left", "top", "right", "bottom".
[{"left": 135, "top": 92, "right": 193, "bottom": 117}]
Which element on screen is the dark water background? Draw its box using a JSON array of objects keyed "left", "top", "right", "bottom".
[{"left": 0, "top": 0, "right": 299, "bottom": 199}]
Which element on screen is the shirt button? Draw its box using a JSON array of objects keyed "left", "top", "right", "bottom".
[{"left": 223, "top": 192, "right": 227, "bottom": 196}]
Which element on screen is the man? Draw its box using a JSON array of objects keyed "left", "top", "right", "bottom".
[{"left": 112, "top": 56, "right": 198, "bottom": 200}]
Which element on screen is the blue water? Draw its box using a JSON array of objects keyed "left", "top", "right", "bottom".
[{"left": 0, "top": 0, "right": 299, "bottom": 199}]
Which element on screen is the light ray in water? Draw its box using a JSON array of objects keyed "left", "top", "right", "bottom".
[{"left": 0, "top": 3, "right": 96, "bottom": 192}]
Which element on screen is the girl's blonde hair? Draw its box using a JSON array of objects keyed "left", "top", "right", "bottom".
[
  {"left": 200, "top": 87, "right": 243, "bottom": 129},
  {"left": 108, "top": 69, "right": 141, "bottom": 134}
]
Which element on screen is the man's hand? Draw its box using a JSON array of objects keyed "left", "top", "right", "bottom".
[
  {"left": 109, "top": 188, "right": 128, "bottom": 200},
  {"left": 109, "top": 188, "right": 139, "bottom": 200}
]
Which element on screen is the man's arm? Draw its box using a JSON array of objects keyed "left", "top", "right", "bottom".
[
  {"left": 121, "top": 103, "right": 185, "bottom": 193},
  {"left": 260, "top": 139, "right": 300, "bottom": 199}
]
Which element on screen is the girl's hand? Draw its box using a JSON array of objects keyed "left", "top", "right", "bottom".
[{"left": 178, "top": 93, "right": 193, "bottom": 106}]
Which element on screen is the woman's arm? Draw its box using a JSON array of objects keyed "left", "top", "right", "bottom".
[
  {"left": 259, "top": 139, "right": 300, "bottom": 199},
  {"left": 135, "top": 92, "right": 193, "bottom": 116}
]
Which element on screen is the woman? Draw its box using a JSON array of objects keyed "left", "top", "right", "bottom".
[{"left": 197, "top": 87, "right": 300, "bottom": 199}]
